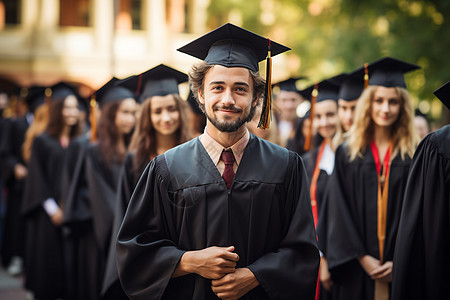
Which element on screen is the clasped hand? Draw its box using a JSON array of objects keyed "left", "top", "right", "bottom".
[{"left": 175, "top": 246, "right": 259, "bottom": 299}]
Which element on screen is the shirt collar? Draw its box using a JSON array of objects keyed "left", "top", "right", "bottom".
[{"left": 199, "top": 127, "right": 250, "bottom": 166}]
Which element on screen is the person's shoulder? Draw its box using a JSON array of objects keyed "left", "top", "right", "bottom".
[
  {"left": 425, "top": 125, "right": 450, "bottom": 160},
  {"left": 164, "top": 137, "right": 199, "bottom": 157},
  {"left": 250, "top": 134, "right": 289, "bottom": 155}
]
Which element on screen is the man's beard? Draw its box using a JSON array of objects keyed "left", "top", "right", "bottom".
[{"left": 205, "top": 104, "right": 257, "bottom": 133}]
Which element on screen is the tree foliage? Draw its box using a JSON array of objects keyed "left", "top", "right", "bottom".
[{"left": 207, "top": 0, "right": 450, "bottom": 123}]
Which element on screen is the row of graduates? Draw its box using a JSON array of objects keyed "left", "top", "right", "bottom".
[
  {"left": 0, "top": 39, "right": 448, "bottom": 300},
  {"left": 0, "top": 64, "right": 206, "bottom": 299},
  {"left": 284, "top": 57, "right": 450, "bottom": 300}
]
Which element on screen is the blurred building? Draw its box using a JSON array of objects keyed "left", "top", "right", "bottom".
[{"left": 0, "top": 0, "right": 211, "bottom": 91}]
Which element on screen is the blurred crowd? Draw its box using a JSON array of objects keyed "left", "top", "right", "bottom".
[{"left": 0, "top": 43, "right": 448, "bottom": 300}]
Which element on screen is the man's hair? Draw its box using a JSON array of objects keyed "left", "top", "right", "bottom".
[{"left": 188, "top": 61, "right": 266, "bottom": 114}]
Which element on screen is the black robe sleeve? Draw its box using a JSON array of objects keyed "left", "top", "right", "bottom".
[
  {"left": 117, "top": 156, "right": 186, "bottom": 299},
  {"left": 245, "top": 152, "right": 319, "bottom": 299},
  {"left": 326, "top": 144, "right": 366, "bottom": 269},
  {"left": 22, "top": 134, "right": 59, "bottom": 215},
  {"left": 101, "top": 153, "right": 138, "bottom": 298},
  {"left": 391, "top": 125, "right": 450, "bottom": 300}
]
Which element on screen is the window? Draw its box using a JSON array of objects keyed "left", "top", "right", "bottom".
[
  {"left": 60, "top": 0, "right": 90, "bottom": 27},
  {"left": 0, "top": 0, "right": 21, "bottom": 28}
]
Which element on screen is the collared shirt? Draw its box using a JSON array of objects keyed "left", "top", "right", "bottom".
[{"left": 199, "top": 127, "right": 250, "bottom": 176}]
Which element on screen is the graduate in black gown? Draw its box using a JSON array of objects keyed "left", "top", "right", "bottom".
[
  {"left": 326, "top": 57, "right": 419, "bottom": 300},
  {"left": 102, "top": 64, "right": 192, "bottom": 299},
  {"left": 117, "top": 23, "right": 319, "bottom": 300},
  {"left": 300, "top": 79, "right": 340, "bottom": 300},
  {"left": 63, "top": 79, "right": 137, "bottom": 300},
  {"left": 391, "top": 81, "right": 450, "bottom": 300},
  {"left": 0, "top": 87, "right": 41, "bottom": 274},
  {"left": 22, "top": 83, "right": 83, "bottom": 300}
]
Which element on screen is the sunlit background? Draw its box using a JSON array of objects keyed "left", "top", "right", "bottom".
[{"left": 0, "top": 0, "right": 449, "bottom": 125}]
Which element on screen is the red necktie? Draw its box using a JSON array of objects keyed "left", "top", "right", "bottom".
[{"left": 221, "top": 150, "right": 235, "bottom": 189}]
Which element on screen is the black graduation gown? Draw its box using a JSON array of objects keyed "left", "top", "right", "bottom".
[
  {"left": 22, "top": 133, "right": 68, "bottom": 300},
  {"left": 391, "top": 125, "right": 450, "bottom": 300},
  {"left": 286, "top": 117, "right": 307, "bottom": 156},
  {"left": 102, "top": 152, "right": 141, "bottom": 299},
  {"left": 0, "top": 117, "right": 29, "bottom": 266},
  {"left": 117, "top": 135, "right": 320, "bottom": 300},
  {"left": 302, "top": 147, "right": 335, "bottom": 300},
  {"left": 60, "top": 134, "right": 91, "bottom": 300},
  {"left": 326, "top": 144, "right": 412, "bottom": 300},
  {"left": 64, "top": 142, "right": 122, "bottom": 300}
]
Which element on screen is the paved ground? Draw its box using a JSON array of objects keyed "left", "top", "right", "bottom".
[{"left": 0, "top": 265, "right": 28, "bottom": 300}]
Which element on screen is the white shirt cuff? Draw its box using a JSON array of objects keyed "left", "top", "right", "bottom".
[{"left": 43, "top": 198, "right": 59, "bottom": 216}]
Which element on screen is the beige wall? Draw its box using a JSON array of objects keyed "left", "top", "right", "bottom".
[{"left": 0, "top": 0, "right": 210, "bottom": 90}]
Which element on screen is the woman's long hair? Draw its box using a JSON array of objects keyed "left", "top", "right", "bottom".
[
  {"left": 129, "top": 94, "right": 191, "bottom": 173},
  {"left": 22, "top": 104, "right": 49, "bottom": 163},
  {"left": 346, "top": 85, "right": 417, "bottom": 161},
  {"left": 97, "top": 100, "right": 134, "bottom": 166},
  {"left": 46, "top": 96, "right": 83, "bottom": 139}
]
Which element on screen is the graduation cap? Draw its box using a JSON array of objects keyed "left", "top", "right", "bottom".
[
  {"left": 25, "top": 86, "right": 46, "bottom": 114},
  {"left": 433, "top": 81, "right": 450, "bottom": 110},
  {"left": 273, "top": 77, "right": 306, "bottom": 94},
  {"left": 93, "top": 77, "right": 135, "bottom": 107},
  {"left": 177, "top": 23, "right": 291, "bottom": 129},
  {"left": 329, "top": 73, "right": 364, "bottom": 101},
  {"left": 117, "top": 64, "right": 188, "bottom": 103},
  {"left": 353, "top": 57, "right": 420, "bottom": 88},
  {"left": 300, "top": 79, "right": 340, "bottom": 103}
]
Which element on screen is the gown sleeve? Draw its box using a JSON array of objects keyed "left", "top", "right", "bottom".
[
  {"left": 116, "top": 156, "right": 185, "bottom": 299},
  {"left": 391, "top": 128, "right": 450, "bottom": 300},
  {"left": 101, "top": 153, "right": 136, "bottom": 297},
  {"left": 326, "top": 144, "right": 366, "bottom": 270},
  {"left": 246, "top": 152, "right": 320, "bottom": 299},
  {"left": 22, "top": 135, "right": 54, "bottom": 215}
]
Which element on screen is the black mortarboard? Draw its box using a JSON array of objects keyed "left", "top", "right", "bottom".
[
  {"left": 117, "top": 64, "right": 188, "bottom": 102},
  {"left": 177, "top": 23, "right": 290, "bottom": 129},
  {"left": 273, "top": 77, "right": 306, "bottom": 93},
  {"left": 330, "top": 73, "right": 364, "bottom": 101},
  {"left": 50, "top": 82, "right": 78, "bottom": 101},
  {"left": 25, "top": 86, "right": 46, "bottom": 114},
  {"left": 433, "top": 81, "right": 450, "bottom": 110},
  {"left": 177, "top": 23, "right": 290, "bottom": 72},
  {"left": 300, "top": 79, "right": 340, "bottom": 103},
  {"left": 353, "top": 57, "right": 420, "bottom": 88},
  {"left": 94, "top": 77, "right": 135, "bottom": 107}
]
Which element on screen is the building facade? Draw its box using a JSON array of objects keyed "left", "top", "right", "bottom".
[{"left": 0, "top": 0, "right": 210, "bottom": 91}]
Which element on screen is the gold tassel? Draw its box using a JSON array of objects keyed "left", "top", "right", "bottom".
[
  {"left": 44, "top": 87, "right": 52, "bottom": 116},
  {"left": 303, "top": 83, "right": 318, "bottom": 151},
  {"left": 364, "top": 62, "right": 369, "bottom": 89},
  {"left": 258, "top": 39, "right": 272, "bottom": 130},
  {"left": 90, "top": 95, "right": 97, "bottom": 142}
]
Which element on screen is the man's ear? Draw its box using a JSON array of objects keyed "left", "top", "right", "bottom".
[
  {"left": 198, "top": 88, "right": 205, "bottom": 105},
  {"left": 252, "top": 96, "right": 259, "bottom": 108}
]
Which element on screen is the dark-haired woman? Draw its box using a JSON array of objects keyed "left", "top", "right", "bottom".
[
  {"left": 102, "top": 65, "right": 192, "bottom": 299},
  {"left": 64, "top": 82, "right": 137, "bottom": 300},
  {"left": 22, "top": 85, "right": 83, "bottom": 300}
]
